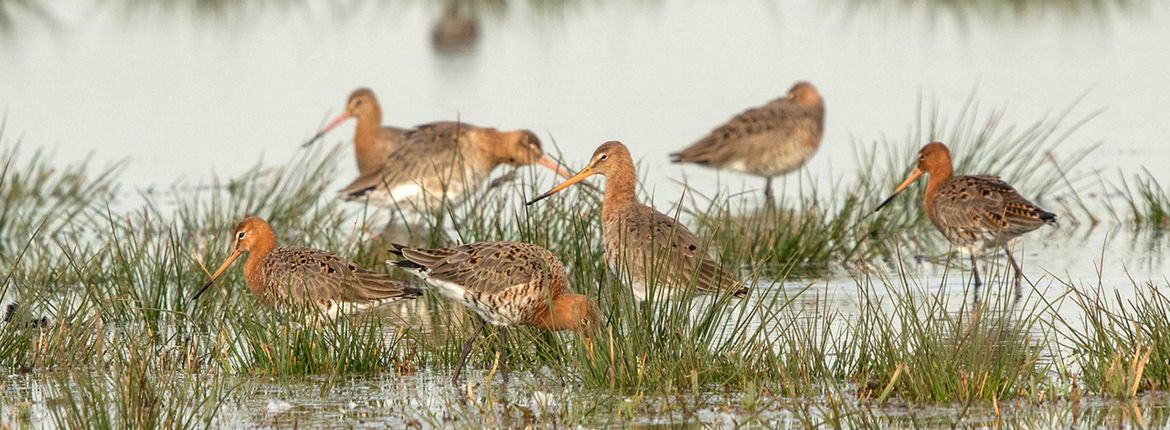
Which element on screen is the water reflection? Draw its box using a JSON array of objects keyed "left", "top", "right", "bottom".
[
  {"left": 111, "top": 0, "right": 313, "bottom": 25},
  {"left": 431, "top": 0, "right": 480, "bottom": 53},
  {"left": 840, "top": 0, "right": 1146, "bottom": 25},
  {"left": 0, "top": 0, "right": 54, "bottom": 38}
]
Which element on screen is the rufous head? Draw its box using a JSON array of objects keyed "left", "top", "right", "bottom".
[
  {"left": 489, "top": 129, "right": 574, "bottom": 179},
  {"left": 541, "top": 294, "right": 601, "bottom": 333},
  {"left": 343, "top": 88, "right": 380, "bottom": 119},
  {"left": 786, "top": 81, "right": 823, "bottom": 108},
  {"left": 303, "top": 88, "right": 381, "bottom": 147},
  {"left": 875, "top": 142, "right": 954, "bottom": 212},
  {"left": 914, "top": 142, "right": 952, "bottom": 174},
  {"left": 226, "top": 216, "right": 276, "bottom": 253},
  {"left": 525, "top": 140, "right": 631, "bottom": 205},
  {"left": 190, "top": 216, "right": 277, "bottom": 302}
]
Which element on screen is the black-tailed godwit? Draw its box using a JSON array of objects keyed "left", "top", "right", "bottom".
[
  {"left": 389, "top": 241, "right": 598, "bottom": 384},
  {"left": 875, "top": 142, "right": 1057, "bottom": 300},
  {"left": 670, "top": 81, "right": 825, "bottom": 203},
  {"left": 339, "top": 122, "right": 572, "bottom": 214},
  {"left": 192, "top": 216, "right": 421, "bottom": 315},
  {"left": 528, "top": 141, "right": 747, "bottom": 301},
  {"left": 304, "top": 88, "right": 407, "bottom": 176}
]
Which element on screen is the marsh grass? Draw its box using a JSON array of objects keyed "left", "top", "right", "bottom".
[
  {"left": 1111, "top": 170, "right": 1170, "bottom": 229},
  {"left": 218, "top": 309, "right": 403, "bottom": 376},
  {"left": 563, "top": 275, "right": 774, "bottom": 392},
  {"left": 840, "top": 0, "right": 1144, "bottom": 25},
  {"left": 844, "top": 273, "right": 1056, "bottom": 403},
  {"left": 0, "top": 313, "right": 104, "bottom": 371},
  {"left": 0, "top": 142, "right": 123, "bottom": 247},
  {"left": 1, "top": 92, "right": 1168, "bottom": 427},
  {"left": 1059, "top": 279, "right": 1170, "bottom": 397},
  {"left": 690, "top": 185, "right": 888, "bottom": 278},
  {"left": 45, "top": 354, "right": 230, "bottom": 429}
]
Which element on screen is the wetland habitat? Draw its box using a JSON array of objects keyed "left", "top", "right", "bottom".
[{"left": 2, "top": 0, "right": 1170, "bottom": 428}]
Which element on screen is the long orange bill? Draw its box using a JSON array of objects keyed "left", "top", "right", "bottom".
[
  {"left": 535, "top": 155, "right": 575, "bottom": 179},
  {"left": 302, "top": 111, "right": 353, "bottom": 147},
  {"left": 582, "top": 333, "right": 596, "bottom": 365},
  {"left": 875, "top": 168, "right": 924, "bottom": 212},
  {"left": 190, "top": 249, "right": 243, "bottom": 302},
  {"left": 526, "top": 166, "right": 595, "bottom": 206}
]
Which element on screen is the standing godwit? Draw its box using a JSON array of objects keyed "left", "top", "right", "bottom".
[
  {"left": 304, "top": 88, "right": 407, "bottom": 176},
  {"left": 670, "top": 81, "right": 825, "bottom": 203},
  {"left": 191, "top": 216, "right": 421, "bottom": 315},
  {"left": 339, "top": 122, "right": 573, "bottom": 214},
  {"left": 388, "top": 241, "right": 598, "bottom": 384},
  {"left": 527, "top": 141, "right": 747, "bottom": 301},
  {"left": 875, "top": 142, "right": 1057, "bottom": 300}
]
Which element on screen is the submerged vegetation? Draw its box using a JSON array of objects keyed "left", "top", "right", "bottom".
[{"left": 1, "top": 94, "right": 1169, "bottom": 428}]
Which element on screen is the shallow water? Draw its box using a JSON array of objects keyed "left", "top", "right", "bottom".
[
  {"left": 2, "top": 367, "right": 1168, "bottom": 428},
  {"left": 1, "top": 1, "right": 1168, "bottom": 191},
  {"left": 2, "top": 0, "right": 1170, "bottom": 428}
]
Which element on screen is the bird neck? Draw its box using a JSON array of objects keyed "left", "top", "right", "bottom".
[
  {"left": 242, "top": 235, "right": 277, "bottom": 297},
  {"left": 353, "top": 108, "right": 385, "bottom": 174},
  {"left": 923, "top": 164, "right": 954, "bottom": 206},
  {"left": 810, "top": 104, "right": 826, "bottom": 136},
  {"left": 477, "top": 129, "right": 516, "bottom": 165},
  {"left": 601, "top": 161, "right": 638, "bottom": 218}
]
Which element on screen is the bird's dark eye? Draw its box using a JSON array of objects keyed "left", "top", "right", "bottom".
[
  {"left": 918, "top": 154, "right": 925, "bottom": 161},
  {"left": 237, "top": 231, "right": 246, "bottom": 240},
  {"left": 599, "top": 154, "right": 608, "bottom": 161}
]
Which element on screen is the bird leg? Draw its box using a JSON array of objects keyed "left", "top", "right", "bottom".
[
  {"left": 764, "top": 177, "right": 775, "bottom": 207},
  {"left": 1002, "top": 245, "right": 1025, "bottom": 302},
  {"left": 452, "top": 318, "right": 487, "bottom": 386},
  {"left": 498, "top": 327, "right": 509, "bottom": 386},
  {"left": 970, "top": 253, "right": 982, "bottom": 306},
  {"left": 486, "top": 168, "right": 519, "bottom": 190}
]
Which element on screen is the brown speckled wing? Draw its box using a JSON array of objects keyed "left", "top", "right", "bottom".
[
  {"left": 671, "top": 96, "right": 821, "bottom": 168},
  {"left": 338, "top": 122, "right": 476, "bottom": 197},
  {"left": 262, "top": 246, "right": 416, "bottom": 305},
  {"left": 932, "top": 175, "right": 1054, "bottom": 243},
  {"left": 612, "top": 205, "right": 744, "bottom": 296},
  {"left": 399, "top": 242, "right": 566, "bottom": 296}
]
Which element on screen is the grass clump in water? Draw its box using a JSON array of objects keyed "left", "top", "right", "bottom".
[
  {"left": 1112, "top": 169, "right": 1170, "bottom": 229},
  {"left": 844, "top": 273, "right": 1055, "bottom": 403},
  {"left": 0, "top": 140, "right": 123, "bottom": 248},
  {"left": 1060, "top": 279, "right": 1170, "bottom": 397},
  {"left": 214, "top": 310, "right": 405, "bottom": 376}
]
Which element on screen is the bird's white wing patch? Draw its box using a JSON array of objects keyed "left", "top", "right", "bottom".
[{"left": 387, "top": 184, "right": 425, "bottom": 201}]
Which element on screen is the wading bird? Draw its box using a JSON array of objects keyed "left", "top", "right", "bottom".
[
  {"left": 389, "top": 241, "right": 598, "bottom": 384},
  {"left": 304, "top": 88, "right": 407, "bottom": 176},
  {"left": 339, "top": 122, "right": 572, "bottom": 214},
  {"left": 192, "top": 216, "right": 421, "bottom": 315},
  {"left": 875, "top": 142, "right": 1057, "bottom": 301},
  {"left": 670, "top": 81, "right": 825, "bottom": 204},
  {"left": 528, "top": 141, "right": 747, "bottom": 301}
]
